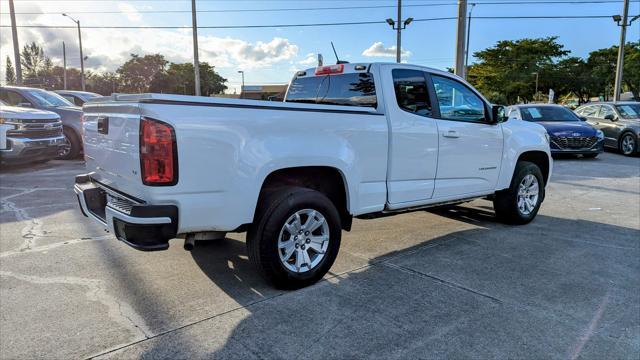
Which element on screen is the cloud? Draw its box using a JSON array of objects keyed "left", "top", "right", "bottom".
[
  {"left": 117, "top": 2, "right": 142, "bottom": 22},
  {"left": 362, "top": 42, "right": 412, "bottom": 58},
  {"left": 298, "top": 53, "right": 317, "bottom": 66}
]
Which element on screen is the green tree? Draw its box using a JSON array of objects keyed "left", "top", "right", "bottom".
[
  {"left": 150, "top": 62, "right": 227, "bottom": 95},
  {"left": 87, "top": 71, "right": 119, "bottom": 95},
  {"left": 116, "top": 54, "right": 168, "bottom": 93},
  {"left": 5, "top": 56, "right": 16, "bottom": 85},
  {"left": 587, "top": 42, "right": 639, "bottom": 100},
  {"left": 20, "top": 42, "right": 48, "bottom": 85},
  {"left": 467, "top": 37, "right": 569, "bottom": 104}
]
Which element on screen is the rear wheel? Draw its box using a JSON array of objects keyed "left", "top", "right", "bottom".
[
  {"left": 493, "top": 161, "right": 545, "bottom": 224},
  {"left": 57, "top": 128, "right": 81, "bottom": 160},
  {"left": 247, "top": 187, "right": 341, "bottom": 289},
  {"left": 619, "top": 133, "right": 637, "bottom": 156}
]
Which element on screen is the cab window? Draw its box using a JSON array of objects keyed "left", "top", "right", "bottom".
[
  {"left": 392, "top": 69, "right": 432, "bottom": 117},
  {"left": 431, "top": 75, "right": 485, "bottom": 122},
  {"left": 286, "top": 72, "right": 377, "bottom": 108}
]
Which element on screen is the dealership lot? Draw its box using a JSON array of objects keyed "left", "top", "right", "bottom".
[{"left": 0, "top": 152, "right": 638, "bottom": 359}]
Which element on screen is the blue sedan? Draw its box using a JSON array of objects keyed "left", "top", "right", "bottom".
[{"left": 507, "top": 104, "right": 604, "bottom": 158}]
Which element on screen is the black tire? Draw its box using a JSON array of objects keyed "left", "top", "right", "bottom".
[
  {"left": 582, "top": 153, "right": 598, "bottom": 159},
  {"left": 247, "top": 187, "right": 342, "bottom": 289},
  {"left": 619, "top": 132, "right": 637, "bottom": 156},
  {"left": 493, "top": 161, "right": 545, "bottom": 225},
  {"left": 57, "top": 128, "right": 81, "bottom": 160}
]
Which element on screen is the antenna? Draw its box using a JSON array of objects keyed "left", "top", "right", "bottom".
[{"left": 331, "top": 42, "right": 349, "bottom": 65}]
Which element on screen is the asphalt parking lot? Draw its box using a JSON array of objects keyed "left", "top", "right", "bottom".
[{"left": 1, "top": 152, "right": 638, "bottom": 359}]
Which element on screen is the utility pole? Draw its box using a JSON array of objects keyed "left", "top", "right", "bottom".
[
  {"left": 455, "top": 0, "right": 468, "bottom": 77},
  {"left": 385, "top": 0, "right": 413, "bottom": 63},
  {"left": 63, "top": 42, "right": 67, "bottom": 90},
  {"left": 62, "top": 14, "right": 85, "bottom": 91},
  {"left": 613, "top": 0, "right": 630, "bottom": 102},
  {"left": 9, "top": 0, "right": 23, "bottom": 85},
  {"left": 191, "top": 0, "right": 201, "bottom": 96},
  {"left": 463, "top": 3, "right": 476, "bottom": 79}
]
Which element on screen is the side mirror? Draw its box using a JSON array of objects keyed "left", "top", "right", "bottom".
[
  {"left": 579, "top": 116, "right": 587, "bottom": 122},
  {"left": 604, "top": 114, "right": 617, "bottom": 121},
  {"left": 490, "top": 105, "right": 507, "bottom": 124},
  {"left": 17, "top": 102, "right": 32, "bottom": 108}
]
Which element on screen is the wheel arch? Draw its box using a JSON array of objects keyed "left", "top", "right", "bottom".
[
  {"left": 517, "top": 151, "right": 550, "bottom": 186},
  {"left": 255, "top": 166, "right": 352, "bottom": 231}
]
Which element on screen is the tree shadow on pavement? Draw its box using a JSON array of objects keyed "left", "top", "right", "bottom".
[{"left": 108, "top": 206, "right": 640, "bottom": 359}]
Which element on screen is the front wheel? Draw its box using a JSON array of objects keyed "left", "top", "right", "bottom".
[
  {"left": 619, "top": 133, "right": 637, "bottom": 156},
  {"left": 493, "top": 161, "right": 545, "bottom": 225},
  {"left": 247, "top": 187, "right": 342, "bottom": 289},
  {"left": 57, "top": 128, "right": 81, "bottom": 160}
]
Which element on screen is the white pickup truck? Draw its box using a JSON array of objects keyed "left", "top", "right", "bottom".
[{"left": 75, "top": 63, "right": 551, "bottom": 288}]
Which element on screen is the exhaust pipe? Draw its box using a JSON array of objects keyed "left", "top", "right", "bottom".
[{"left": 184, "top": 234, "right": 196, "bottom": 251}]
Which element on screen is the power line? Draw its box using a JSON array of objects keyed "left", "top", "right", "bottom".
[
  {"left": 8, "top": 1, "right": 638, "bottom": 15},
  {"left": 1, "top": 14, "right": 635, "bottom": 29}
]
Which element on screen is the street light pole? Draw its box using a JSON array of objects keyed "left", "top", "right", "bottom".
[
  {"left": 612, "top": 0, "right": 634, "bottom": 102},
  {"left": 9, "top": 0, "right": 23, "bottom": 85},
  {"left": 454, "top": 0, "right": 468, "bottom": 77},
  {"left": 63, "top": 42, "right": 67, "bottom": 90},
  {"left": 62, "top": 14, "right": 85, "bottom": 91},
  {"left": 385, "top": 2, "right": 413, "bottom": 64},
  {"left": 191, "top": 0, "right": 201, "bottom": 96},
  {"left": 463, "top": 3, "right": 476, "bottom": 79},
  {"left": 532, "top": 72, "right": 539, "bottom": 102},
  {"left": 238, "top": 71, "right": 245, "bottom": 98}
]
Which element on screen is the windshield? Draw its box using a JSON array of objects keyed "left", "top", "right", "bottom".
[
  {"left": 520, "top": 106, "right": 580, "bottom": 122},
  {"left": 26, "top": 89, "right": 74, "bottom": 107},
  {"left": 615, "top": 104, "right": 640, "bottom": 119}
]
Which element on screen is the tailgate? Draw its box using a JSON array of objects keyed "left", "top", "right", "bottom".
[{"left": 82, "top": 103, "right": 143, "bottom": 196}]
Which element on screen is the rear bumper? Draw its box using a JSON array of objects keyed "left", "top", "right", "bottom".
[
  {"left": 74, "top": 174, "right": 178, "bottom": 251},
  {"left": 0, "top": 136, "right": 66, "bottom": 163}
]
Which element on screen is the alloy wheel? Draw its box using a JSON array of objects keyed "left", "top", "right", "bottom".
[
  {"left": 517, "top": 174, "right": 539, "bottom": 216},
  {"left": 277, "top": 209, "right": 330, "bottom": 273}
]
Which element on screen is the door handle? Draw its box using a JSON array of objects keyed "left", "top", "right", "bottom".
[
  {"left": 97, "top": 116, "right": 109, "bottom": 135},
  {"left": 442, "top": 130, "right": 460, "bottom": 138}
]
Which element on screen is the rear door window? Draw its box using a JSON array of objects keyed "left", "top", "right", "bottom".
[
  {"left": 0, "top": 89, "right": 31, "bottom": 106},
  {"left": 392, "top": 69, "right": 432, "bottom": 117},
  {"left": 286, "top": 73, "right": 377, "bottom": 108},
  {"left": 579, "top": 105, "right": 600, "bottom": 117}
]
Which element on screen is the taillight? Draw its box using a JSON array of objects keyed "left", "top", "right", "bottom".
[
  {"left": 140, "top": 117, "right": 177, "bottom": 186},
  {"left": 315, "top": 64, "right": 344, "bottom": 76}
]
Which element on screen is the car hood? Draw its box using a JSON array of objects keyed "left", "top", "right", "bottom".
[
  {"left": 536, "top": 121, "right": 597, "bottom": 137},
  {"left": 0, "top": 105, "right": 60, "bottom": 120}
]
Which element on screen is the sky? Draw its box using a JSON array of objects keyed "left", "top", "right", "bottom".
[{"left": 0, "top": 0, "right": 639, "bottom": 93}]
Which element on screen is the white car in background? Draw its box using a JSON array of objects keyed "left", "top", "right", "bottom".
[{"left": 0, "top": 99, "right": 65, "bottom": 164}]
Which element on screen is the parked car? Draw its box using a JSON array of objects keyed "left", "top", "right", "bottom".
[
  {"left": 0, "top": 99, "right": 65, "bottom": 164},
  {"left": 74, "top": 63, "right": 552, "bottom": 289},
  {"left": 54, "top": 90, "right": 102, "bottom": 106},
  {"left": 0, "top": 86, "right": 84, "bottom": 159},
  {"left": 507, "top": 104, "right": 604, "bottom": 158},
  {"left": 575, "top": 102, "right": 640, "bottom": 156}
]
